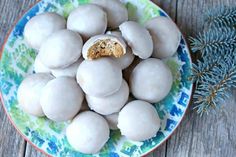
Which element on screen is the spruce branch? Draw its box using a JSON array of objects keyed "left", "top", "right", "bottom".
[
  {"left": 191, "top": 52, "right": 236, "bottom": 84},
  {"left": 189, "top": 27, "right": 236, "bottom": 56},
  {"left": 191, "top": 55, "right": 220, "bottom": 84},
  {"left": 193, "top": 55, "right": 236, "bottom": 115},
  {"left": 205, "top": 6, "right": 236, "bottom": 29},
  {"left": 189, "top": 6, "right": 236, "bottom": 115}
]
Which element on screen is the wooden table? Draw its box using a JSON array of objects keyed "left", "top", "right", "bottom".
[{"left": 0, "top": 0, "right": 235, "bottom": 157}]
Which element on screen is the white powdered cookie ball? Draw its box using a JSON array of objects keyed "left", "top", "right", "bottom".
[
  {"left": 145, "top": 16, "right": 181, "bottom": 59},
  {"left": 66, "top": 111, "right": 110, "bottom": 154},
  {"left": 40, "top": 77, "right": 84, "bottom": 122},
  {"left": 17, "top": 73, "right": 54, "bottom": 116},
  {"left": 120, "top": 21, "right": 153, "bottom": 59},
  {"left": 118, "top": 100, "right": 161, "bottom": 141},
  {"left": 39, "top": 29, "right": 83, "bottom": 69},
  {"left": 67, "top": 4, "right": 107, "bottom": 40},
  {"left": 112, "top": 47, "right": 134, "bottom": 70},
  {"left": 24, "top": 12, "right": 66, "bottom": 50},
  {"left": 130, "top": 58, "right": 173, "bottom": 103},
  {"left": 91, "top": 0, "right": 128, "bottom": 28},
  {"left": 104, "top": 113, "right": 119, "bottom": 130},
  {"left": 76, "top": 58, "right": 122, "bottom": 97},
  {"left": 106, "top": 31, "right": 123, "bottom": 38},
  {"left": 106, "top": 31, "right": 135, "bottom": 69},
  {"left": 86, "top": 80, "right": 129, "bottom": 115},
  {"left": 34, "top": 55, "right": 51, "bottom": 73},
  {"left": 51, "top": 57, "right": 83, "bottom": 78}
]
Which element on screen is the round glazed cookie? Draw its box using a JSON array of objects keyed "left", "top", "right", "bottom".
[
  {"left": 24, "top": 12, "right": 66, "bottom": 50},
  {"left": 130, "top": 58, "right": 173, "bottom": 103},
  {"left": 76, "top": 58, "right": 122, "bottom": 97},
  {"left": 106, "top": 31, "right": 135, "bottom": 69},
  {"left": 40, "top": 77, "right": 84, "bottom": 122},
  {"left": 34, "top": 55, "right": 51, "bottom": 73},
  {"left": 82, "top": 34, "right": 126, "bottom": 60},
  {"left": 17, "top": 73, "right": 54, "bottom": 117},
  {"left": 66, "top": 111, "right": 110, "bottom": 154},
  {"left": 67, "top": 4, "right": 107, "bottom": 40},
  {"left": 112, "top": 47, "right": 135, "bottom": 70},
  {"left": 118, "top": 100, "right": 161, "bottom": 141},
  {"left": 106, "top": 31, "right": 123, "bottom": 38},
  {"left": 120, "top": 21, "right": 153, "bottom": 59},
  {"left": 104, "top": 113, "right": 119, "bottom": 130},
  {"left": 86, "top": 80, "right": 129, "bottom": 115},
  {"left": 145, "top": 16, "right": 181, "bottom": 59},
  {"left": 39, "top": 29, "right": 83, "bottom": 69},
  {"left": 91, "top": 0, "right": 128, "bottom": 28},
  {"left": 51, "top": 57, "right": 83, "bottom": 78}
]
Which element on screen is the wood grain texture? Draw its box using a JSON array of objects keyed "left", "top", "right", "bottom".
[
  {"left": 0, "top": 110, "right": 26, "bottom": 157},
  {"left": 166, "top": 1, "right": 236, "bottom": 157},
  {"left": 25, "top": 144, "right": 46, "bottom": 157},
  {"left": 175, "top": 0, "right": 234, "bottom": 37},
  {"left": 0, "top": 0, "right": 236, "bottom": 157},
  {"left": 146, "top": 143, "right": 166, "bottom": 157},
  {"left": 166, "top": 91, "right": 236, "bottom": 157}
]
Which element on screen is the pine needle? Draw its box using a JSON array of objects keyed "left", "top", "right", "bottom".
[
  {"left": 206, "top": 6, "right": 236, "bottom": 29},
  {"left": 193, "top": 54, "right": 236, "bottom": 115},
  {"left": 191, "top": 55, "right": 220, "bottom": 84},
  {"left": 190, "top": 27, "right": 236, "bottom": 56},
  {"left": 190, "top": 6, "right": 236, "bottom": 115}
]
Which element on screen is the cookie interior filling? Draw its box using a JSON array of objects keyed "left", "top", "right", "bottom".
[{"left": 87, "top": 39, "right": 125, "bottom": 60}]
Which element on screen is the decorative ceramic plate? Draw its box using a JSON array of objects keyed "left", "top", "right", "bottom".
[{"left": 0, "top": 0, "right": 193, "bottom": 156}]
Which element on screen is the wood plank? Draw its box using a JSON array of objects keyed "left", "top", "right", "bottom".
[
  {"left": 166, "top": 0, "right": 236, "bottom": 157},
  {"left": 146, "top": 143, "right": 167, "bottom": 157},
  {"left": 166, "top": 91, "right": 236, "bottom": 157},
  {"left": 0, "top": 109, "right": 26, "bottom": 157},
  {"left": 0, "top": 0, "right": 37, "bottom": 157},
  {"left": 25, "top": 144, "right": 46, "bottom": 157},
  {"left": 175, "top": 0, "right": 233, "bottom": 37}
]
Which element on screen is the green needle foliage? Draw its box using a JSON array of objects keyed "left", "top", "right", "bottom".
[
  {"left": 190, "top": 27, "right": 236, "bottom": 56},
  {"left": 190, "top": 6, "right": 236, "bottom": 115},
  {"left": 205, "top": 6, "right": 236, "bottom": 28},
  {"left": 193, "top": 54, "right": 236, "bottom": 115}
]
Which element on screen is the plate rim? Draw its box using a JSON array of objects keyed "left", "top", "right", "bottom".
[{"left": 0, "top": 0, "right": 194, "bottom": 156}]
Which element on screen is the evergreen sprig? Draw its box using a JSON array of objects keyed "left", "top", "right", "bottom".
[
  {"left": 190, "top": 6, "right": 236, "bottom": 115},
  {"left": 190, "top": 27, "right": 236, "bottom": 56},
  {"left": 205, "top": 6, "right": 236, "bottom": 29},
  {"left": 194, "top": 55, "right": 236, "bottom": 115},
  {"left": 191, "top": 55, "right": 220, "bottom": 84}
]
